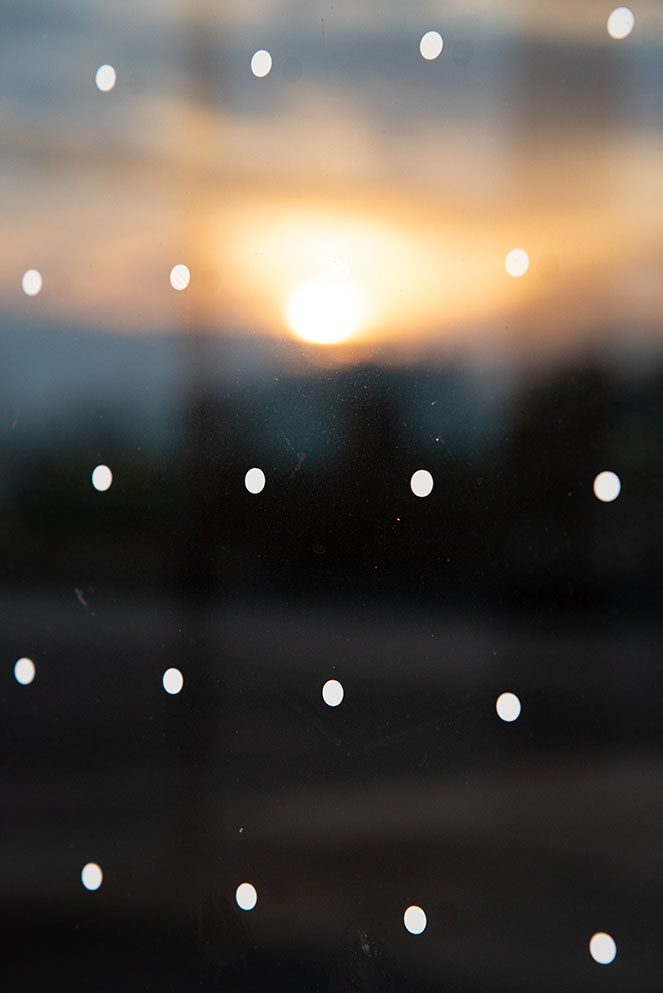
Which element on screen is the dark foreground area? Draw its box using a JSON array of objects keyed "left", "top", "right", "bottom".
[{"left": 1, "top": 326, "right": 663, "bottom": 992}]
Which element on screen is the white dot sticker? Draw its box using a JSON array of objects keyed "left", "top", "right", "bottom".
[
  {"left": 81, "top": 862, "right": 103, "bottom": 891},
  {"left": 245, "top": 467, "right": 266, "bottom": 494},
  {"left": 322, "top": 678, "right": 344, "bottom": 707},
  {"left": 404, "top": 905, "right": 427, "bottom": 934},
  {"left": 14, "top": 657, "right": 36, "bottom": 685},
  {"left": 420, "top": 31, "right": 443, "bottom": 60},
  {"left": 22, "top": 269, "right": 43, "bottom": 296},
  {"left": 593, "top": 471, "right": 621, "bottom": 502},
  {"left": 251, "top": 50, "right": 272, "bottom": 77},
  {"left": 607, "top": 7, "right": 635, "bottom": 40},
  {"left": 589, "top": 932, "right": 617, "bottom": 965},
  {"left": 162, "top": 667, "right": 184, "bottom": 695},
  {"left": 91, "top": 465, "right": 112, "bottom": 492},
  {"left": 329, "top": 257, "right": 352, "bottom": 284},
  {"left": 496, "top": 692, "right": 521, "bottom": 722},
  {"left": 169, "top": 264, "right": 190, "bottom": 291},
  {"left": 235, "top": 882, "right": 257, "bottom": 910},
  {"left": 95, "top": 64, "right": 117, "bottom": 92},
  {"left": 505, "top": 248, "right": 530, "bottom": 278},
  {"left": 410, "top": 469, "right": 434, "bottom": 498}
]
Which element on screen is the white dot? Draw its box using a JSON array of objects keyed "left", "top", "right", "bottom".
[
  {"left": 14, "top": 657, "right": 36, "bottom": 686},
  {"left": 404, "top": 905, "right": 427, "bottom": 935},
  {"left": 322, "top": 678, "right": 344, "bottom": 707},
  {"left": 496, "top": 692, "right": 521, "bottom": 722},
  {"left": 329, "top": 257, "right": 352, "bottom": 284},
  {"left": 95, "top": 64, "right": 117, "bottom": 92},
  {"left": 81, "top": 862, "right": 103, "bottom": 891},
  {"left": 589, "top": 932, "right": 617, "bottom": 965},
  {"left": 410, "top": 469, "right": 434, "bottom": 498},
  {"left": 169, "top": 264, "right": 190, "bottom": 291},
  {"left": 607, "top": 7, "right": 635, "bottom": 39},
  {"left": 420, "top": 31, "right": 443, "bottom": 60},
  {"left": 505, "top": 248, "right": 530, "bottom": 278},
  {"left": 91, "top": 464, "right": 113, "bottom": 492},
  {"left": 251, "top": 50, "right": 272, "bottom": 78},
  {"left": 162, "top": 667, "right": 184, "bottom": 695},
  {"left": 593, "top": 470, "right": 621, "bottom": 502},
  {"left": 245, "top": 467, "right": 266, "bottom": 495},
  {"left": 235, "top": 882, "right": 258, "bottom": 910},
  {"left": 21, "top": 269, "right": 43, "bottom": 296}
]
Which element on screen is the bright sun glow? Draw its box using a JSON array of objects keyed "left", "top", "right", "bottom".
[{"left": 285, "top": 277, "right": 365, "bottom": 346}]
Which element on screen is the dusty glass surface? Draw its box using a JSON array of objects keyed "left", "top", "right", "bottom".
[{"left": 2, "top": 1, "right": 663, "bottom": 990}]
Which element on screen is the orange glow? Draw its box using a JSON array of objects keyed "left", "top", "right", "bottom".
[{"left": 1, "top": 0, "right": 661, "bottom": 365}]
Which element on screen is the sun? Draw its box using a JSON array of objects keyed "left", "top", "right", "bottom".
[{"left": 285, "top": 277, "right": 365, "bottom": 345}]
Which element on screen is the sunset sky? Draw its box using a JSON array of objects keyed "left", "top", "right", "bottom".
[{"left": 2, "top": 0, "right": 662, "bottom": 360}]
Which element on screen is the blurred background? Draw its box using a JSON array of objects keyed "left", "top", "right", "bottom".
[{"left": 2, "top": 0, "right": 663, "bottom": 990}]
